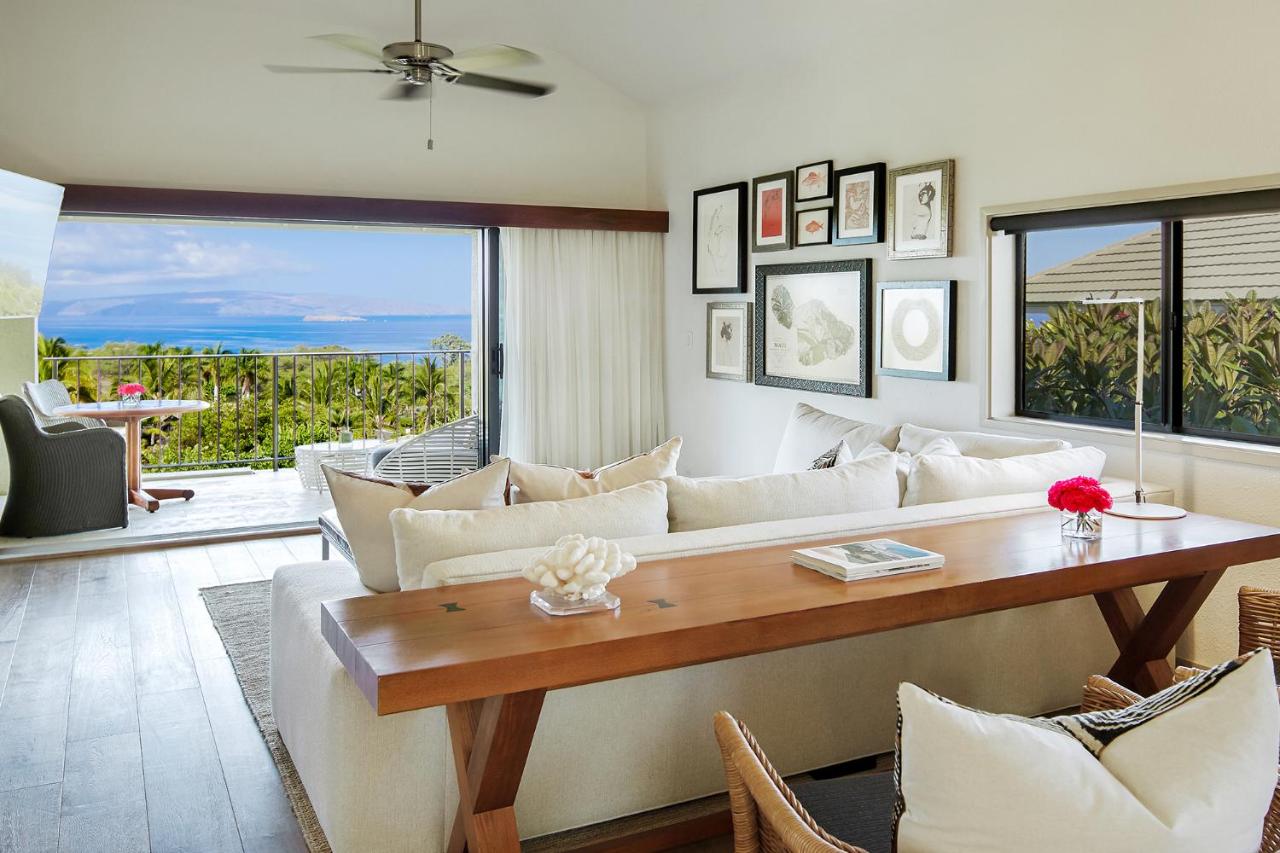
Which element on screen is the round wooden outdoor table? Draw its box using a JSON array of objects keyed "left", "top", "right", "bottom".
[{"left": 53, "top": 399, "right": 211, "bottom": 513}]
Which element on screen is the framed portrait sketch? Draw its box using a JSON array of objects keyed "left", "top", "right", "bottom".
[
  {"left": 832, "top": 162, "right": 885, "bottom": 246},
  {"left": 886, "top": 159, "right": 954, "bottom": 259},
  {"left": 706, "top": 302, "right": 753, "bottom": 382},
  {"left": 876, "top": 280, "right": 956, "bottom": 381},
  {"left": 752, "top": 171, "right": 794, "bottom": 252},
  {"left": 795, "top": 206, "right": 832, "bottom": 246},
  {"left": 692, "top": 182, "right": 748, "bottom": 294},
  {"left": 754, "top": 259, "right": 872, "bottom": 397},
  {"left": 795, "top": 160, "right": 833, "bottom": 202}
]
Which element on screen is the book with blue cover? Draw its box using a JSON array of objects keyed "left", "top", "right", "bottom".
[{"left": 792, "top": 538, "right": 944, "bottom": 582}]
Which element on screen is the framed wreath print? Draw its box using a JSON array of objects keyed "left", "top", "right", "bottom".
[
  {"left": 754, "top": 259, "right": 871, "bottom": 397},
  {"left": 886, "top": 159, "right": 954, "bottom": 259},
  {"left": 692, "top": 182, "right": 748, "bottom": 294},
  {"left": 752, "top": 171, "right": 794, "bottom": 252},
  {"left": 795, "top": 206, "right": 832, "bottom": 246},
  {"left": 706, "top": 302, "right": 753, "bottom": 382},
  {"left": 876, "top": 280, "right": 956, "bottom": 381},
  {"left": 795, "top": 159, "right": 833, "bottom": 202},
  {"left": 832, "top": 161, "right": 885, "bottom": 246}
]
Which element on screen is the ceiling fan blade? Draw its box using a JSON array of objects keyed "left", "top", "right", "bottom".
[
  {"left": 450, "top": 72, "right": 553, "bottom": 97},
  {"left": 447, "top": 44, "right": 541, "bottom": 73},
  {"left": 308, "top": 33, "right": 385, "bottom": 61},
  {"left": 383, "top": 83, "right": 432, "bottom": 100},
  {"left": 265, "top": 64, "right": 395, "bottom": 74}
]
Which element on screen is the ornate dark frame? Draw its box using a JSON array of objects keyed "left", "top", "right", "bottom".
[
  {"left": 754, "top": 259, "right": 872, "bottom": 397},
  {"left": 876, "top": 280, "right": 957, "bottom": 381},
  {"left": 832, "top": 161, "right": 886, "bottom": 246},
  {"left": 692, "top": 182, "right": 748, "bottom": 294},
  {"left": 751, "top": 171, "right": 794, "bottom": 253}
]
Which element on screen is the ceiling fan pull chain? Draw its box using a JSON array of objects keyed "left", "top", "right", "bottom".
[{"left": 427, "top": 79, "right": 434, "bottom": 150}]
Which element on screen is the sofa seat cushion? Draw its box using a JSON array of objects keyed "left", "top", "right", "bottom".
[
  {"left": 666, "top": 452, "right": 899, "bottom": 533},
  {"left": 509, "top": 437, "right": 682, "bottom": 503},
  {"left": 897, "top": 423, "right": 1070, "bottom": 458},
  {"left": 903, "top": 446, "right": 1106, "bottom": 507},
  {"left": 391, "top": 479, "right": 670, "bottom": 590},
  {"left": 774, "top": 403, "right": 899, "bottom": 473},
  {"left": 792, "top": 772, "right": 894, "bottom": 853}
]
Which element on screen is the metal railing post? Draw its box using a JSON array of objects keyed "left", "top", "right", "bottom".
[{"left": 271, "top": 356, "right": 281, "bottom": 471}]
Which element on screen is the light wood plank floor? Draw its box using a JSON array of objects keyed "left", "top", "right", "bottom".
[{"left": 0, "top": 535, "right": 325, "bottom": 853}]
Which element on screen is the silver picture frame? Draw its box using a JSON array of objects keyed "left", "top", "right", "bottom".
[
  {"left": 886, "top": 159, "right": 954, "bottom": 260},
  {"left": 706, "top": 301, "right": 753, "bottom": 382}
]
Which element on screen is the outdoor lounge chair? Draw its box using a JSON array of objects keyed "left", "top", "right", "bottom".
[
  {"left": 371, "top": 414, "right": 480, "bottom": 483},
  {"left": 22, "top": 378, "right": 110, "bottom": 430}
]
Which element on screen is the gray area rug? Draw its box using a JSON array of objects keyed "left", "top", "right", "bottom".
[{"left": 200, "top": 580, "right": 332, "bottom": 853}]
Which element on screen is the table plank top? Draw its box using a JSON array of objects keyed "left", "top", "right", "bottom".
[
  {"left": 54, "top": 399, "right": 210, "bottom": 419},
  {"left": 322, "top": 510, "right": 1280, "bottom": 715}
]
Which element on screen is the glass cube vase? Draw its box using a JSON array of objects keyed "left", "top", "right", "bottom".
[
  {"left": 1061, "top": 509, "right": 1103, "bottom": 541},
  {"left": 530, "top": 589, "right": 620, "bottom": 616}
]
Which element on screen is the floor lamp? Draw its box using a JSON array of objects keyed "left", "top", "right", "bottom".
[{"left": 1080, "top": 297, "right": 1186, "bottom": 520}]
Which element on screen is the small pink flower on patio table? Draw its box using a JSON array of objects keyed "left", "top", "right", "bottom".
[{"left": 117, "top": 383, "right": 147, "bottom": 398}]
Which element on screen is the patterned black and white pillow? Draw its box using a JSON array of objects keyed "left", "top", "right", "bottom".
[{"left": 810, "top": 440, "right": 851, "bottom": 469}]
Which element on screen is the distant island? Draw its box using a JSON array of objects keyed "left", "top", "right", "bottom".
[{"left": 303, "top": 313, "right": 366, "bottom": 323}]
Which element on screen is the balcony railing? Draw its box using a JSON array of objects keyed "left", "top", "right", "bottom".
[{"left": 41, "top": 349, "right": 474, "bottom": 471}]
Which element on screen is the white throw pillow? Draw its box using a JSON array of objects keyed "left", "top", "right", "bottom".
[
  {"left": 857, "top": 436, "right": 961, "bottom": 504},
  {"left": 509, "top": 436, "right": 682, "bottom": 503},
  {"left": 665, "top": 453, "right": 899, "bottom": 533},
  {"left": 903, "top": 446, "right": 1105, "bottom": 506},
  {"left": 773, "top": 403, "right": 899, "bottom": 473},
  {"left": 391, "top": 479, "right": 669, "bottom": 590},
  {"left": 895, "top": 649, "right": 1279, "bottom": 853},
  {"left": 897, "top": 422, "right": 1070, "bottom": 458},
  {"left": 321, "top": 459, "right": 510, "bottom": 592}
]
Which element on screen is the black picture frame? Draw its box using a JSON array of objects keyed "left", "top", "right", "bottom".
[
  {"left": 795, "top": 206, "right": 833, "bottom": 246},
  {"left": 876, "top": 280, "right": 957, "bottom": 381},
  {"left": 754, "top": 259, "right": 872, "bottom": 397},
  {"left": 795, "top": 159, "right": 834, "bottom": 202},
  {"left": 832, "top": 161, "right": 886, "bottom": 246},
  {"left": 692, "top": 182, "right": 748, "bottom": 294},
  {"left": 752, "top": 171, "right": 794, "bottom": 253}
]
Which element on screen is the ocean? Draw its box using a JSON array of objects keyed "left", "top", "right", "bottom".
[{"left": 41, "top": 314, "right": 473, "bottom": 353}]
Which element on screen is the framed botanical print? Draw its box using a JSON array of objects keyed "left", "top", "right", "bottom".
[
  {"left": 754, "top": 259, "right": 871, "bottom": 397},
  {"left": 692, "top": 182, "right": 748, "bottom": 294},
  {"left": 876, "top": 280, "right": 956, "bottom": 381},
  {"left": 886, "top": 159, "right": 954, "bottom": 259},
  {"left": 706, "top": 302, "right": 753, "bottom": 382},
  {"left": 795, "top": 206, "right": 832, "bottom": 246},
  {"left": 752, "top": 171, "right": 794, "bottom": 252},
  {"left": 832, "top": 162, "right": 885, "bottom": 246},
  {"left": 795, "top": 159, "right": 833, "bottom": 202}
]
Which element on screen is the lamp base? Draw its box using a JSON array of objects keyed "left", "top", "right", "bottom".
[{"left": 1105, "top": 502, "right": 1187, "bottom": 521}]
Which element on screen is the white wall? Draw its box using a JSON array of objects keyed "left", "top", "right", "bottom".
[
  {"left": 0, "top": 317, "right": 37, "bottom": 490},
  {"left": 648, "top": 0, "right": 1280, "bottom": 664}
]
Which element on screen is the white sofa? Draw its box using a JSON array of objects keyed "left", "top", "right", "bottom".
[{"left": 273, "top": 464, "right": 1170, "bottom": 853}]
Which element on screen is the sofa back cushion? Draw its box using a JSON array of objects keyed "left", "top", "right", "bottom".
[
  {"left": 903, "top": 446, "right": 1105, "bottom": 507},
  {"left": 322, "top": 459, "right": 510, "bottom": 592},
  {"left": 897, "top": 423, "right": 1069, "bottom": 458},
  {"left": 773, "top": 403, "right": 899, "bottom": 473},
  {"left": 509, "top": 436, "right": 681, "bottom": 503},
  {"left": 391, "top": 479, "right": 670, "bottom": 590},
  {"left": 666, "top": 453, "right": 900, "bottom": 533}
]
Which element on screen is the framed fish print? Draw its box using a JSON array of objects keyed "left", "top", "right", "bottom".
[
  {"left": 887, "top": 159, "right": 954, "bottom": 259},
  {"left": 692, "top": 182, "right": 748, "bottom": 294},
  {"left": 752, "top": 171, "right": 794, "bottom": 253},
  {"left": 876, "top": 280, "right": 956, "bottom": 381},
  {"left": 795, "top": 159, "right": 833, "bottom": 202},
  {"left": 795, "top": 206, "right": 832, "bottom": 246},
  {"left": 754, "top": 259, "right": 872, "bottom": 397},
  {"left": 706, "top": 301, "right": 753, "bottom": 382},
  {"left": 832, "top": 162, "right": 885, "bottom": 246}
]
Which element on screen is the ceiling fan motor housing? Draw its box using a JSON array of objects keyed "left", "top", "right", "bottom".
[{"left": 382, "top": 41, "right": 453, "bottom": 67}]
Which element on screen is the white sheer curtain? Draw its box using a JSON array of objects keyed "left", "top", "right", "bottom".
[{"left": 499, "top": 227, "right": 665, "bottom": 469}]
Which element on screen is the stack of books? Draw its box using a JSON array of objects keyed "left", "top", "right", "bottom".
[{"left": 792, "top": 538, "right": 945, "bottom": 582}]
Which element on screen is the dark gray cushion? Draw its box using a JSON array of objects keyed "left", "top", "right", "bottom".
[{"left": 790, "top": 772, "right": 894, "bottom": 853}]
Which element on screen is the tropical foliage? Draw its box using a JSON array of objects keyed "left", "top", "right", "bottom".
[
  {"left": 1024, "top": 292, "right": 1280, "bottom": 436},
  {"left": 39, "top": 335, "right": 474, "bottom": 470}
]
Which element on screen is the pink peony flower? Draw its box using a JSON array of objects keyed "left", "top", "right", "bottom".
[
  {"left": 117, "top": 383, "right": 147, "bottom": 397},
  {"left": 1047, "top": 476, "right": 1113, "bottom": 515}
]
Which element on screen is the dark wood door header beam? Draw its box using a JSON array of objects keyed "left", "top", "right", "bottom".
[{"left": 60, "top": 184, "right": 669, "bottom": 233}]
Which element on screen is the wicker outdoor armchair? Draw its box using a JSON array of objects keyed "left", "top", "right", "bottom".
[{"left": 0, "top": 395, "right": 128, "bottom": 537}]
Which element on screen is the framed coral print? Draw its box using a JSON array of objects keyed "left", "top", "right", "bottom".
[
  {"left": 832, "top": 162, "right": 885, "bottom": 246},
  {"left": 692, "top": 182, "right": 748, "bottom": 294},
  {"left": 876, "top": 280, "right": 956, "bottom": 381},
  {"left": 795, "top": 206, "right": 832, "bottom": 246},
  {"left": 886, "top": 159, "right": 954, "bottom": 259},
  {"left": 754, "top": 259, "right": 871, "bottom": 397},
  {"left": 795, "top": 159, "right": 833, "bottom": 202},
  {"left": 706, "top": 302, "right": 753, "bottom": 382},
  {"left": 752, "top": 171, "right": 794, "bottom": 253}
]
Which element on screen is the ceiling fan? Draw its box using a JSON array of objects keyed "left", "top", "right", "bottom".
[{"left": 265, "top": 0, "right": 554, "bottom": 104}]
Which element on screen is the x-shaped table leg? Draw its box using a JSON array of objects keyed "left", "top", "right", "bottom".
[{"left": 1094, "top": 569, "right": 1225, "bottom": 695}]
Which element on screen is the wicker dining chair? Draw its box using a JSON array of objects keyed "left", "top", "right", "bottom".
[{"left": 1241, "top": 587, "right": 1280, "bottom": 670}]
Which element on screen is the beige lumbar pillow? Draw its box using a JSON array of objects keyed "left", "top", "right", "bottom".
[
  {"left": 509, "top": 436, "right": 682, "bottom": 503},
  {"left": 665, "top": 452, "right": 899, "bottom": 533},
  {"left": 902, "top": 445, "right": 1105, "bottom": 507},
  {"left": 897, "top": 422, "right": 1070, "bottom": 458},
  {"left": 391, "top": 479, "right": 669, "bottom": 590},
  {"left": 322, "top": 459, "right": 510, "bottom": 592},
  {"left": 857, "top": 436, "right": 961, "bottom": 504}
]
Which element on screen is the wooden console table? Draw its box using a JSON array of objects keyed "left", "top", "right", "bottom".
[{"left": 322, "top": 510, "right": 1280, "bottom": 853}]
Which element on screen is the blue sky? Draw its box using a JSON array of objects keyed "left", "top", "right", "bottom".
[
  {"left": 42, "top": 219, "right": 475, "bottom": 313},
  {"left": 1025, "top": 222, "right": 1158, "bottom": 276}
]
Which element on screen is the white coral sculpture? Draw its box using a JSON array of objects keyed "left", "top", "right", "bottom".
[{"left": 522, "top": 534, "right": 637, "bottom": 601}]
